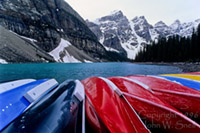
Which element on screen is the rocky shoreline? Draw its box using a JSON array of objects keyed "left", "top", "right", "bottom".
[
  {"left": 134, "top": 62, "right": 200, "bottom": 73},
  {"left": 170, "top": 62, "right": 200, "bottom": 73}
]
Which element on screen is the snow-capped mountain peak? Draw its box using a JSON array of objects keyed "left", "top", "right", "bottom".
[
  {"left": 170, "top": 19, "right": 182, "bottom": 33},
  {"left": 173, "top": 19, "right": 181, "bottom": 24},
  {"left": 154, "top": 21, "right": 172, "bottom": 37},
  {"left": 195, "top": 19, "right": 200, "bottom": 23},
  {"left": 155, "top": 21, "right": 168, "bottom": 27},
  {"left": 93, "top": 10, "right": 126, "bottom": 25},
  {"left": 86, "top": 11, "right": 200, "bottom": 60},
  {"left": 132, "top": 16, "right": 148, "bottom": 24},
  {"left": 98, "top": 10, "right": 127, "bottom": 23},
  {"left": 109, "top": 10, "right": 123, "bottom": 16}
]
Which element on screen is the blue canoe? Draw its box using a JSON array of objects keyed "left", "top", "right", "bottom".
[
  {"left": 0, "top": 79, "right": 58, "bottom": 131},
  {"left": 1, "top": 79, "right": 85, "bottom": 133}
]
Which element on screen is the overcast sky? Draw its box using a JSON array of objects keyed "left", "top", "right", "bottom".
[{"left": 66, "top": 0, "right": 200, "bottom": 25}]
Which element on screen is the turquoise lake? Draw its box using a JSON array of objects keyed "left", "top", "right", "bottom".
[{"left": 0, "top": 63, "right": 182, "bottom": 83}]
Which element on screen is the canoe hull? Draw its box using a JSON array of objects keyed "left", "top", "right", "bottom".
[
  {"left": 2, "top": 80, "right": 85, "bottom": 133},
  {"left": 126, "top": 75, "right": 200, "bottom": 120},
  {"left": 109, "top": 77, "right": 200, "bottom": 132},
  {"left": 159, "top": 76, "right": 200, "bottom": 91},
  {"left": 0, "top": 79, "right": 57, "bottom": 131},
  {"left": 82, "top": 77, "right": 149, "bottom": 133}
]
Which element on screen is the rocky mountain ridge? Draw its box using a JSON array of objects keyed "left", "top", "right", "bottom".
[
  {"left": 0, "top": 0, "right": 114, "bottom": 63},
  {"left": 87, "top": 10, "right": 200, "bottom": 59}
]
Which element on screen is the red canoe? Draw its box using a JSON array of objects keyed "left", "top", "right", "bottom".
[
  {"left": 108, "top": 76, "right": 200, "bottom": 132},
  {"left": 82, "top": 77, "right": 150, "bottom": 133},
  {"left": 126, "top": 75, "right": 200, "bottom": 121}
]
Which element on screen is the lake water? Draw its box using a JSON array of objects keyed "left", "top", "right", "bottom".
[{"left": 0, "top": 63, "right": 182, "bottom": 83}]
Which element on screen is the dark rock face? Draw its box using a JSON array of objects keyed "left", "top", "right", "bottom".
[
  {"left": 86, "top": 19, "right": 127, "bottom": 56},
  {"left": 154, "top": 21, "right": 172, "bottom": 37},
  {"left": 86, "top": 20, "right": 102, "bottom": 40},
  {"left": 132, "top": 16, "right": 153, "bottom": 42},
  {"left": 103, "top": 33, "right": 125, "bottom": 53},
  {"left": 0, "top": 0, "right": 107, "bottom": 61}
]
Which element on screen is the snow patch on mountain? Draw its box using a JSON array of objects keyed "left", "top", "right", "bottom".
[
  {"left": 84, "top": 60, "right": 93, "bottom": 63},
  {"left": 62, "top": 52, "right": 81, "bottom": 63},
  {"left": 149, "top": 29, "right": 159, "bottom": 41},
  {"left": 19, "top": 35, "right": 37, "bottom": 42},
  {"left": 0, "top": 58, "right": 8, "bottom": 64},
  {"left": 99, "top": 36, "right": 104, "bottom": 44},
  {"left": 9, "top": 30, "right": 37, "bottom": 42},
  {"left": 49, "top": 38, "right": 81, "bottom": 63},
  {"left": 121, "top": 42, "right": 142, "bottom": 59},
  {"left": 104, "top": 45, "right": 120, "bottom": 53},
  {"left": 129, "top": 20, "right": 147, "bottom": 44}
]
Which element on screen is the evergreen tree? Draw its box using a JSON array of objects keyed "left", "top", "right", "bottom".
[{"left": 135, "top": 24, "right": 200, "bottom": 62}]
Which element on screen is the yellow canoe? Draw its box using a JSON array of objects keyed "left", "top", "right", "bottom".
[{"left": 162, "top": 74, "right": 200, "bottom": 81}]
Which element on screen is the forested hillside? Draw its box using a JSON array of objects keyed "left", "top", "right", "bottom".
[{"left": 135, "top": 24, "right": 200, "bottom": 62}]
